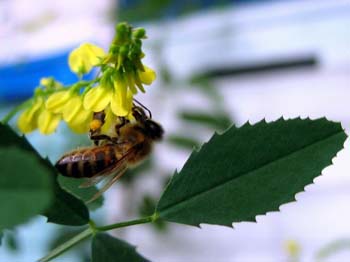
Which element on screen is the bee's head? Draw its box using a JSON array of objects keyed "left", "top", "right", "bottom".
[
  {"left": 132, "top": 105, "right": 164, "bottom": 140},
  {"left": 144, "top": 119, "right": 164, "bottom": 140}
]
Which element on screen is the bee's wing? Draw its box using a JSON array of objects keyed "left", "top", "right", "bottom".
[
  {"left": 85, "top": 163, "right": 129, "bottom": 204},
  {"left": 81, "top": 145, "right": 136, "bottom": 203},
  {"left": 79, "top": 168, "right": 115, "bottom": 188}
]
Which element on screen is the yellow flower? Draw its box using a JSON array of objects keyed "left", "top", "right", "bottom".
[
  {"left": 83, "top": 83, "right": 133, "bottom": 118},
  {"left": 110, "top": 85, "right": 133, "bottom": 117},
  {"left": 46, "top": 90, "right": 93, "bottom": 134},
  {"left": 15, "top": 24, "right": 158, "bottom": 136},
  {"left": 19, "top": 88, "right": 92, "bottom": 135},
  {"left": 68, "top": 43, "right": 106, "bottom": 75},
  {"left": 37, "top": 109, "right": 61, "bottom": 135},
  {"left": 17, "top": 97, "right": 61, "bottom": 135},
  {"left": 17, "top": 97, "right": 43, "bottom": 133},
  {"left": 83, "top": 65, "right": 155, "bottom": 119},
  {"left": 83, "top": 85, "right": 113, "bottom": 113},
  {"left": 45, "top": 90, "right": 73, "bottom": 113},
  {"left": 62, "top": 94, "right": 92, "bottom": 134}
]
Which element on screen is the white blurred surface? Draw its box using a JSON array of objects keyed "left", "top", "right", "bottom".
[
  {"left": 1, "top": 0, "right": 350, "bottom": 261},
  {"left": 0, "top": 0, "right": 113, "bottom": 64}
]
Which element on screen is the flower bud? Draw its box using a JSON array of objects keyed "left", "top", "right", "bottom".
[{"left": 133, "top": 28, "right": 146, "bottom": 39}]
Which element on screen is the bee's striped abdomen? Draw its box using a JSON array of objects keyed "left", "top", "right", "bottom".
[{"left": 55, "top": 145, "right": 119, "bottom": 178}]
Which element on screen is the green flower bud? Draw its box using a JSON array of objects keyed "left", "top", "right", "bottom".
[
  {"left": 115, "top": 22, "right": 131, "bottom": 44},
  {"left": 109, "top": 44, "right": 119, "bottom": 54},
  {"left": 120, "top": 45, "right": 129, "bottom": 56},
  {"left": 133, "top": 28, "right": 146, "bottom": 39}
]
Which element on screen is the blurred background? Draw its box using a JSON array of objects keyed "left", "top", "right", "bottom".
[{"left": 1, "top": 0, "right": 350, "bottom": 261}]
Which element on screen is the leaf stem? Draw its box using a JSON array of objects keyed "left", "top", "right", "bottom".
[
  {"left": 38, "top": 227, "right": 93, "bottom": 262},
  {"left": 96, "top": 215, "right": 154, "bottom": 232}
]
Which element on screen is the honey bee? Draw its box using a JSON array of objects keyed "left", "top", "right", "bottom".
[{"left": 55, "top": 102, "right": 164, "bottom": 203}]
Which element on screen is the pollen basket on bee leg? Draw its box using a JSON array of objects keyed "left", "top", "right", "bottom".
[{"left": 90, "top": 119, "right": 103, "bottom": 131}]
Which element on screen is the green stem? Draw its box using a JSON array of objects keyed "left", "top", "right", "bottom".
[
  {"left": 38, "top": 227, "right": 93, "bottom": 262},
  {"left": 96, "top": 215, "right": 154, "bottom": 231},
  {"left": 38, "top": 215, "right": 156, "bottom": 262},
  {"left": 1, "top": 99, "right": 32, "bottom": 124}
]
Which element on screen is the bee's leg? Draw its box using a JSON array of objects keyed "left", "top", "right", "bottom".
[
  {"left": 89, "top": 134, "right": 113, "bottom": 145},
  {"left": 89, "top": 111, "right": 106, "bottom": 145},
  {"left": 115, "top": 117, "right": 129, "bottom": 136}
]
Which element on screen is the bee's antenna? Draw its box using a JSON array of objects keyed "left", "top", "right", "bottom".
[{"left": 133, "top": 99, "right": 152, "bottom": 118}]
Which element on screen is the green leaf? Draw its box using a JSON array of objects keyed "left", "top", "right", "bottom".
[
  {"left": 0, "top": 124, "right": 57, "bottom": 175},
  {"left": 156, "top": 117, "right": 347, "bottom": 226},
  {"left": 0, "top": 123, "right": 35, "bottom": 151},
  {"left": 92, "top": 233, "right": 150, "bottom": 262},
  {"left": 0, "top": 124, "right": 89, "bottom": 226},
  {"left": 43, "top": 180, "right": 89, "bottom": 226},
  {"left": 0, "top": 147, "right": 52, "bottom": 230},
  {"left": 179, "top": 110, "right": 231, "bottom": 131},
  {"left": 58, "top": 176, "right": 104, "bottom": 211}
]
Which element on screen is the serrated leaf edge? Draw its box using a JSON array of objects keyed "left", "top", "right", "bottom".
[{"left": 157, "top": 117, "right": 346, "bottom": 227}]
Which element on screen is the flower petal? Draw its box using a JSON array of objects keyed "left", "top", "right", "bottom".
[
  {"left": 133, "top": 72, "right": 146, "bottom": 93},
  {"left": 17, "top": 98, "right": 44, "bottom": 133},
  {"left": 68, "top": 123, "right": 90, "bottom": 134},
  {"left": 17, "top": 109, "right": 38, "bottom": 133},
  {"left": 26, "top": 98, "right": 44, "bottom": 119},
  {"left": 71, "top": 108, "right": 92, "bottom": 127},
  {"left": 62, "top": 95, "right": 83, "bottom": 122},
  {"left": 64, "top": 95, "right": 92, "bottom": 134},
  {"left": 45, "top": 90, "right": 72, "bottom": 113},
  {"left": 85, "top": 43, "right": 106, "bottom": 66},
  {"left": 38, "top": 110, "right": 61, "bottom": 134},
  {"left": 126, "top": 73, "right": 138, "bottom": 94},
  {"left": 110, "top": 88, "right": 133, "bottom": 117},
  {"left": 83, "top": 86, "right": 112, "bottom": 112},
  {"left": 111, "top": 89, "right": 133, "bottom": 118},
  {"left": 125, "top": 90, "right": 133, "bottom": 110},
  {"left": 62, "top": 94, "right": 93, "bottom": 132},
  {"left": 69, "top": 48, "right": 89, "bottom": 74},
  {"left": 100, "top": 106, "right": 117, "bottom": 134},
  {"left": 114, "top": 78, "right": 127, "bottom": 109},
  {"left": 68, "top": 43, "right": 106, "bottom": 75},
  {"left": 139, "top": 65, "right": 156, "bottom": 85}
]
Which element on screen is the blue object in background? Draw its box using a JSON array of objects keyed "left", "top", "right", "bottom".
[{"left": 0, "top": 51, "right": 94, "bottom": 102}]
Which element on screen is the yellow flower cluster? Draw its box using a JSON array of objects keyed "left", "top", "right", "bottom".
[
  {"left": 16, "top": 23, "right": 156, "bottom": 135},
  {"left": 17, "top": 78, "right": 63, "bottom": 134}
]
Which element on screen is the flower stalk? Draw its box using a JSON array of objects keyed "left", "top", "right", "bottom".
[{"left": 38, "top": 215, "right": 155, "bottom": 262}]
